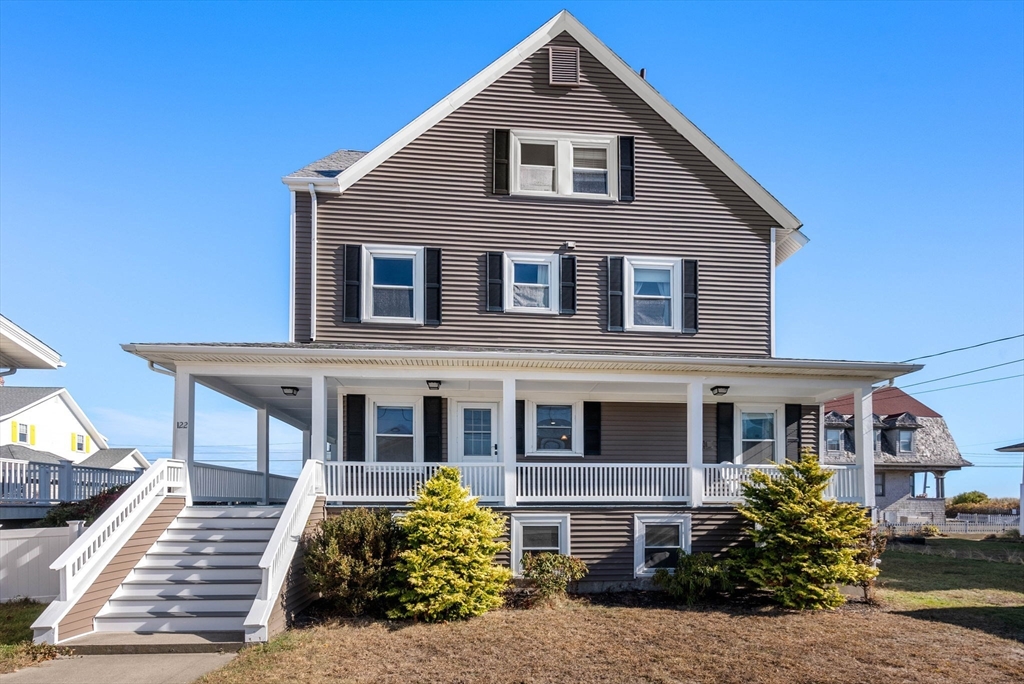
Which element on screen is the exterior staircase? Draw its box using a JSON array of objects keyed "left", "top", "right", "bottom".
[{"left": 93, "top": 506, "right": 281, "bottom": 634}]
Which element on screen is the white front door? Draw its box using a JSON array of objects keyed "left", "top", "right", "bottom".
[{"left": 456, "top": 402, "right": 500, "bottom": 462}]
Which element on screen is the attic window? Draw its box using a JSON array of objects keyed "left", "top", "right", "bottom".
[{"left": 549, "top": 46, "right": 580, "bottom": 86}]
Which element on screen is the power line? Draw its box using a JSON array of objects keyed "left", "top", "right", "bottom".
[
  {"left": 900, "top": 358, "right": 1024, "bottom": 388},
  {"left": 900, "top": 333, "right": 1024, "bottom": 363},
  {"left": 910, "top": 373, "right": 1024, "bottom": 395}
]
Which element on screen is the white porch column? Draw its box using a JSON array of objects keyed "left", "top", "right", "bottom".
[
  {"left": 256, "top": 407, "right": 270, "bottom": 505},
  {"left": 310, "top": 372, "right": 327, "bottom": 461},
  {"left": 852, "top": 386, "right": 876, "bottom": 509},
  {"left": 301, "top": 430, "right": 311, "bottom": 462},
  {"left": 502, "top": 377, "right": 517, "bottom": 507},
  {"left": 172, "top": 369, "right": 195, "bottom": 469},
  {"left": 687, "top": 381, "right": 704, "bottom": 507}
]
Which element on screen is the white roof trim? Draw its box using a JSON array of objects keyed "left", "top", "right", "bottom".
[
  {"left": 290, "top": 10, "right": 804, "bottom": 246},
  {"left": 0, "top": 314, "right": 63, "bottom": 370},
  {"left": 1, "top": 387, "right": 109, "bottom": 449}
]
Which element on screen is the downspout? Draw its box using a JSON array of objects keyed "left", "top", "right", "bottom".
[
  {"left": 769, "top": 227, "right": 776, "bottom": 358},
  {"left": 0, "top": 368, "right": 16, "bottom": 378},
  {"left": 147, "top": 361, "right": 175, "bottom": 377},
  {"left": 309, "top": 183, "right": 318, "bottom": 342},
  {"left": 289, "top": 190, "right": 296, "bottom": 343}
]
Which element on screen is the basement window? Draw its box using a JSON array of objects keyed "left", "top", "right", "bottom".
[
  {"left": 634, "top": 513, "right": 691, "bottom": 578},
  {"left": 510, "top": 130, "right": 618, "bottom": 200},
  {"left": 511, "top": 513, "right": 570, "bottom": 575}
]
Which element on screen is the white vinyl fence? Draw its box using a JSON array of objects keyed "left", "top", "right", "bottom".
[
  {"left": 885, "top": 521, "right": 1019, "bottom": 535},
  {"left": 0, "top": 523, "right": 84, "bottom": 602}
]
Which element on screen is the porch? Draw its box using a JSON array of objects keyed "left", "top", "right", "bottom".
[{"left": 120, "top": 344, "right": 911, "bottom": 510}]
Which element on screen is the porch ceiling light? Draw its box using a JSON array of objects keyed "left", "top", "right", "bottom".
[
  {"left": 281, "top": 386, "right": 299, "bottom": 397},
  {"left": 710, "top": 385, "right": 729, "bottom": 397},
  {"left": 426, "top": 380, "right": 442, "bottom": 391}
]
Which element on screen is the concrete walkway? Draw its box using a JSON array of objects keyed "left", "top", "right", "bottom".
[{"left": 0, "top": 653, "right": 235, "bottom": 684}]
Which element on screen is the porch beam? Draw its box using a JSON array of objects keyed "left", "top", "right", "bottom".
[
  {"left": 687, "top": 380, "right": 704, "bottom": 507},
  {"left": 172, "top": 369, "right": 195, "bottom": 468},
  {"left": 852, "top": 386, "right": 875, "bottom": 509},
  {"left": 256, "top": 408, "right": 270, "bottom": 505},
  {"left": 193, "top": 374, "right": 309, "bottom": 431},
  {"left": 502, "top": 378, "right": 517, "bottom": 507},
  {"left": 310, "top": 372, "right": 327, "bottom": 461}
]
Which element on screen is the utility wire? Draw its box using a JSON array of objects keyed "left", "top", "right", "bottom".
[
  {"left": 900, "top": 334, "right": 1024, "bottom": 363},
  {"left": 910, "top": 373, "right": 1024, "bottom": 395},
  {"left": 900, "top": 358, "right": 1024, "bottom": 388}
]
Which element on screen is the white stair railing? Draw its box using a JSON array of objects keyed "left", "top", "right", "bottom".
[
  {"left": 31, "top": 458, "right": 189, "bottom": 644},
  {"left": 244, "top": 458, "right": 324, "bottom": 643}
]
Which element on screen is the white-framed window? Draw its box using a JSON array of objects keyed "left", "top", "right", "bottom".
[
  {"left": 898, "top": 430, "right": 913, "bottom": 453},
  {"left": 825, "top": 429, "right": 843, "bottom": 453},
  {"left": 510, "top": 129, "right": 618, "bottom": 200},
  {"left": 503, "top": 252, "right": 560, "bottom": 314},
  {"left": 875, "top": 472, "right": 886, "bottom": 497},
  {"left": 735, "top": 406, "right": 778, "bottom": 464},
  {"left": 623, "top": 256, "right": 682, "bottom": 333},
  {"left": 361, "top": 245, "right": 424, "bottom": 325},
  {"left": 874, "top": 428, "right": 882, "bottom": 452},
  {"left": 17, "top": 423, "right": 29, "bottom": 443},
  {"left": 366, "top": 396, "right": 423, "bottom": 462},
  {"left": 634, "top": 513, "right": 691, "bottom": 578},
  {"left": 75, "top": 434, "right": 86, "bottom": 452},
  {"left": 525, "top": 400, "right": 582, "bottom": 456},
  {"left": 511, "top": 513, "right": 570, "bottom": 575}
]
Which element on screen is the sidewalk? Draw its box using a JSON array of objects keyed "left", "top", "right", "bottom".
[{"left": 0, "top": 653, "right": 235, "bottom": 684}]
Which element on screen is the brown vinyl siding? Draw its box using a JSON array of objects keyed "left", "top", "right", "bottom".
[
  {"left": 294, "top": 191, "right": 312, "bottom": 342},
  {"left": 57, "top": 496, "right": 185, "bottom": 641},
  {"left": 306, "top": 33, "right": 774, "bottom": 355},
  {"left": 267, "top": 496, "right": 326, "bottom": 638},
  {"left": 801, "top": 405, "right": 820, "bottom": 456},
  {"left": 598, "top": 402, "right": 684, "bottom": 463}
]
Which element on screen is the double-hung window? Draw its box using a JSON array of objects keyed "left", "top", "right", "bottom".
[
  {"left": 510, "top": 130, "right": 618, "bottom": 200},
  {"left": 875, "top": 472, "right": 886, "bottom": 497},
  {"left": 75, "top": 434, "right": 86, "bottom": 452},
  {"left": 623, "top": 256, "right": 682, "bottom": 333},
  {"left": 526, "top": 401, "right": 582, "bottom": 456},
  {"left": 737, "top": 407, "right": 777, "bottom": 464},
  {"left": 511, "top": 513, "right": 570, "bottom": 575},
  {"left": 634, "top": 514, "right": 691, "bottom": 578},
  {"left": 874, "top": 428, "right": 882, "bottom": 452},
  {"left": 17, "top": 423, "right": 29, "bottom": 443},
  {"left": 504, "top": 253, "right": 559, "bottom": 314},
  {"left": 826, "top": 429, "right": 843, "bottom": 453},
  {"left": 898, "top": 430, "right": 913, "bottom": 453},
  {"left": 368, "top": 397, "right": 423, "bottom": 462},
  {"left": 362, "top": 245, "right": 425, "bottom": 325}
]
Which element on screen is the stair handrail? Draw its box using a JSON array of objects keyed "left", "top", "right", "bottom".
[
  {"left": 244, "top": 458, "right": 325, "bottom": 642},
  {"left": 32, "top": 458, "right": 189, "bottom": 643}
]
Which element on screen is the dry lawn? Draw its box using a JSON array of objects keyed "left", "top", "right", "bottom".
[{"left": 198, "top": 602, "right": 1023, "bottom": 684}]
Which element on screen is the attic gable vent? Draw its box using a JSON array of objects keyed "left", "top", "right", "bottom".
[{"left": 548, "top": 46, "right": 580, "bottom": 86}]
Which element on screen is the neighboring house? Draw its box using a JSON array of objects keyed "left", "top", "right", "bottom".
[
  {"left": 0, "top": 313, "right": 63, "bottom": 373},
  {"left": 0, "top": 386, "right": 149, "bottom": 471},
  {"left": 822, "top": 387, "right": 970, "bottom": 523},
  {"left": 995, "top": 442, "right": 1024, "bottom": 535}
]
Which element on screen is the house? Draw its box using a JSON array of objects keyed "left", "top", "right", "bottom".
[
  {"left": 1, "top": 313, "right": 64, "bottom": 373},
  {"left": 35, "top": 12, "right": 923, "bottom": 645},
  {"left": 821, "top": 387, "right": 970, "bottom": 523},
  {"left": 995, "top": 442, "right": 1023, "bottom": 534},
  {"left": 0, "top": 386, "right": 149, "bottom": 471}
]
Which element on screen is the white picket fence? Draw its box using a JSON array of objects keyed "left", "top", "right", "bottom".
[
  {"left": 0, "top": 458, "right": 141, "bottom": 504},
  {"left": 885, "top": 521, "right": 1019, "bottom": 535},
  {"left": 954, "top": 513, "right": 1020, "bottom": 525},
  {"left": 0, "top": 523, "right": 85, "bottom": 602}
]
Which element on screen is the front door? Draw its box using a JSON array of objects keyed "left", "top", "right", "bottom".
[{"left": 456, "top": 402, "right": 500, "bottom": 462}]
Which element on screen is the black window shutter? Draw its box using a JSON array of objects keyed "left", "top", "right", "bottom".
[
  {"left": 486, "top": 252, "right": 504, "bottom": 312},
  {"left": 493, "top": 129, "right": 510, "bottom": 195},
  {"left": 424, "top": 396, "right": 443, "bottom": 462},
  {"left": 785, "top": 404, "right": 801, "bottom": 461},
  {"left": 608, "top": 256, "right": 624, "bottom": 331},
  {"left": 682, "top": 259, "right": 698, "bottom": 334},
  {"left": 343, "top": 245, "right": 362, "bottom": 323},
  {"left": 346, "top": 394, "right": 366, "bottom": 461},
  {"left": 515, "top": 399, "right": 525, "bottom": 456},
  {"left": 559, "top": 255, "right": 577, "bottom": 315},
  {"left": 716, "top": 402, "right": 734, "bottom": 463},
  {"left": 583, "top": 402, "right": 601, "bottom": 456},
  {"left": 425, "top": 248, "right": 442, "bottom": 327},
  {"left": 618, "top": 136, "right": 635, "bottom": 202}
]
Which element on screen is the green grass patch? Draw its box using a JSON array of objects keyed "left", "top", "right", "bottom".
[{"left": 0, "top": 600, "right": 46, "bottom": 646}]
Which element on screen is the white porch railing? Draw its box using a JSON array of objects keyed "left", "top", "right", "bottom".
[
  {"left": 516, "top": 463, "right": 690, "bottom": 503},
  {"left": 244, "top": 458, "right": 325, "bottom": 643},
  {"left": 190, "top": 463, "right": 297, "bottom": 503},
  {"left": 323, "top": 462, "right": 505, "bottom": 503},
  {"left": 703, "top": 464, "right": 863, "bottom": 503},
  {"left": 32, "top": 458, "right": 189, "bottom": 644},
  {"left": 1, "top": 458, "right": 141, "bottom": 504}
]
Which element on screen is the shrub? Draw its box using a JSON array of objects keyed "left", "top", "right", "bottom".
[
  {"left": 854, "top": 525, "right": 888, "bottom": 601},
  {"left": 387, "top": 467, "right": 512, "bottom": 622},
  {"left": 949, "top": 490, "right": 988, "bottom": 506},
  {"left": 32, "top": 485, "right": 129, "bottom": 527},
  {"left": 737, "top": 448, "right": 877, "bottom": 610},
  {"left": 653, "top": 552, "right": 733, "bottom": 605},
  {"left": 946, "top": 497, "right": 1020, "bottom": 517},
  {"left": 919, "top": 523, "right": 941, "bottom": 537},
  {"left": 302, "top": 507, "right": 402, "bottom": 616},
  {"left": 521, "top": 552, "right": 588, "bottom": 600}
]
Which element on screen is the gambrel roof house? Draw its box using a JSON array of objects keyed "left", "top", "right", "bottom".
[{"left": 34, "top": 11, "right": 924, "bottom": 646}]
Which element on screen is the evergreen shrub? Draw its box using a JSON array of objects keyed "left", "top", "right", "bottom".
[
  {"left": 653, "top": 552, "right": 734, "bottom": 605},
  {"left": 520, "top": 552, "right": 588, "bottom": 600}
]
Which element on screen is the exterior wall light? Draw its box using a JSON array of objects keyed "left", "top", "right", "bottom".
[
  {"left": 710, "top": 386, "right": 729, "bottom": 397},
  {"left": 426, "top": 380, "right": 442, "bottom": 391},
  {"left": 281, "top": 386, "right": 299, "bottom": 396}
]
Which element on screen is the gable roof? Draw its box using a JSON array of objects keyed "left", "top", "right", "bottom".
[
  {"left": 282, "top": 11, "right": 807, "bottom": 263},
  {"left": 0, "top": 314, "right": 63, "bottom": 370},
  {"left": 79, "top": 448, "right": 148, "bottom": 469},
  {"left": 0, "top": 385, "right": 110, "bottom": 449},
  {"left": 0, "top": 444, "right": 70, "bottom": 464},
  {"left": 825, "top": 386, "right": 942, "bottom": 419}
]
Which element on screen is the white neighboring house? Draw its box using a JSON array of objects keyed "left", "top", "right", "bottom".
[{"left": 0, "top": 386, "right": 149, "bottom": 471}]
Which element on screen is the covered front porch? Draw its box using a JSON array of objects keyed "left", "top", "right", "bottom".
[{"left": 124, "top": 345, "right": 919, "bottom": 510}]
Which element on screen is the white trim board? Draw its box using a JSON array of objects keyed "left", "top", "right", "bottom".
[{"left": 280, "top": 10, "right": 807, "bottom": 263}]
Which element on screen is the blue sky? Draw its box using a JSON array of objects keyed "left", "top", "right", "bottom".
[{"left": 1, "top": 1, "right": 1021, "bottom": 494}]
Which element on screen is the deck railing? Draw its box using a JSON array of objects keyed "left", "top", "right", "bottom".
[
  {"left": 1, "top": 458, "right": 141, "bottom": 504},
  {"left": 190, "top": 463, "right": 297, "bottom": 503},
  {"left": 323, "top": 462, "right": 504, "bottom": 503},
  {"left": 703, "top": 463, "right": 862, "bottom": 503},
  {"left": 516, "top": 463, "right": 690, "bottom": 503},
  {"left": 71, "top": 466, "right": 138, "bottom": 500}
]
